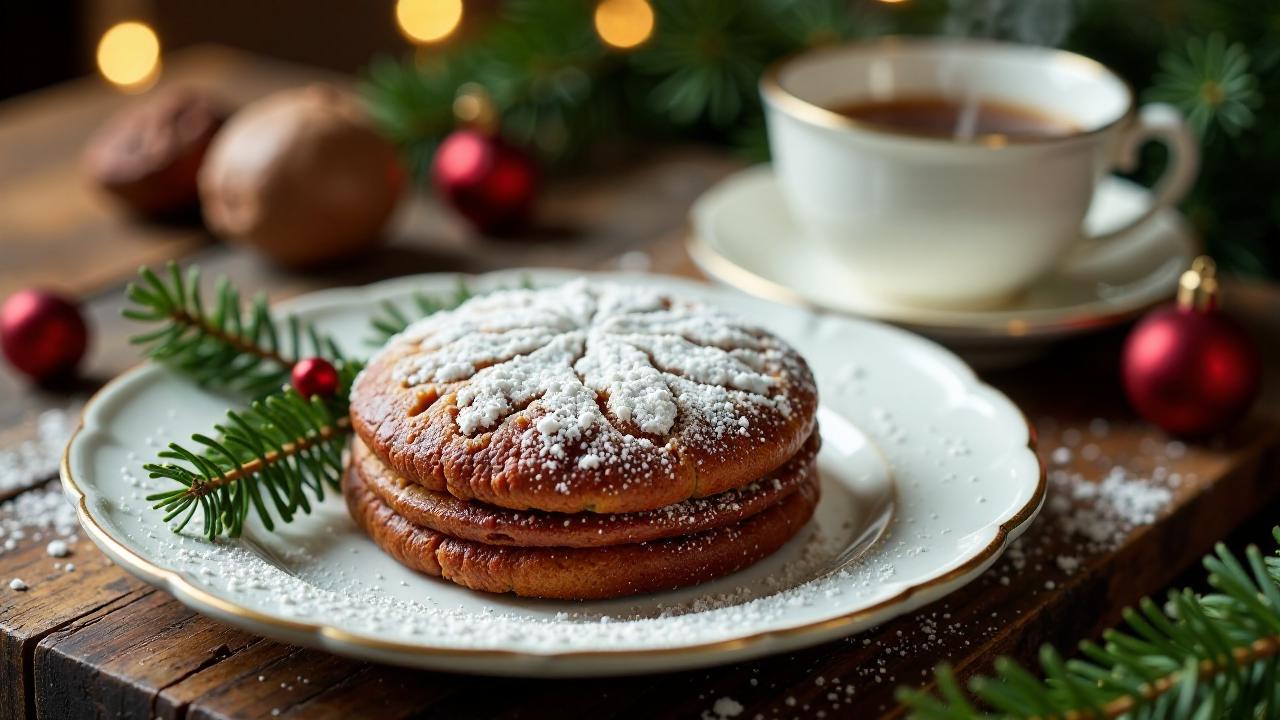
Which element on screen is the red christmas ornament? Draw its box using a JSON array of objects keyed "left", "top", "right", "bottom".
[
  {"left": 291, "top": 357, "right": 340, "bottom": 398},
  {"left": 0, "top": 290, "right": 89, "bottom": 382},
  {"left": 1122, "top": 256, "right": 1260, "bottom": 436},
  {"left": 431, "top": 85, "right": 537, "bottom": 234},
  {"left": 433, "top": 129, "right": 538, "bottom": 233}
]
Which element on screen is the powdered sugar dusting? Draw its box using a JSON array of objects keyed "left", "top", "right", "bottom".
[
  {"left": 706, "top": 697, "right": 744, "bottom": 719},
  {"left": 0, "top": 407, "right": 79, "bottom": 496},
  {"left": 981, "top": 416, "right": 1182, "bottom": 592},
  {"left": 374, "top": 281, "right": 813, "bottom": 497},
  {"left": 99, "top": 428, "right": 890, "bottom": 653},
  {"left": 388, "top": 281, "right": 798, "bottom": 444},
  {"left": 127, "top": 504, "right": 885, "bottom": 650},
  {"left": 1051, "top": 466, "right": 1171, "bottom": 546},
  {"left": 1, "top": 483, "right": 80, "bottom": 558}
]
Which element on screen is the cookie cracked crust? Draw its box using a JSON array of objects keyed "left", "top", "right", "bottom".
[{"left": 350, "top": 281, "right": 818, "bottom": 514}]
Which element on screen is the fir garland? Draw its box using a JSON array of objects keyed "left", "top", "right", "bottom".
[{"left": 359, "top": 0, "right": 874, "bottom": 174}]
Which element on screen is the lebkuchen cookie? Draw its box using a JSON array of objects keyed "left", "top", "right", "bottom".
[{"left": 344, "top": 280, "right": 821, "bottom": 599}]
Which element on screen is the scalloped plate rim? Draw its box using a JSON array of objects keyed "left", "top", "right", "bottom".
[{"left": 61, "top": 268, "right": 1045, "bottom": 676}]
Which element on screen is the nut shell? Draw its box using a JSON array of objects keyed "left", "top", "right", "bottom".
[
  {"left": 198, "top": 84, "right": 403, "bottom": 266},
  {"left": 83, "top": 88, "right": 225, "bottom": 217}
]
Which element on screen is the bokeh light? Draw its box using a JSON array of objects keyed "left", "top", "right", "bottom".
[
  {"left": 594, "top": 0, "right": 655, "bottom": 50},
  {"left": 96, "top": 21, "right": 160, "bottom": 90},
  {"left": 453, "top": 83, "right": 497, "bottom": 133},
  {"left": 396, "top": 0, "right": 464, "bottom": 44}
]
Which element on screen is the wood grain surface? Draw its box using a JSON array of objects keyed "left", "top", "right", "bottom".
[{"left": 1, "top": 47, "right": 1279, "bottom": 720}]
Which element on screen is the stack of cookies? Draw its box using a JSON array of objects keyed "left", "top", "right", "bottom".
[{"left": 345, "top": 281, "right": 820, "bottom": 600}]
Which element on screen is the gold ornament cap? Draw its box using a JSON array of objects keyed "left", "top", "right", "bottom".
[
  {"left": 1177, "top": 255, "right": 1219, "bottom": 312},
  {"left": 453, "top": 83, "right": 498, "bottom": 135}
]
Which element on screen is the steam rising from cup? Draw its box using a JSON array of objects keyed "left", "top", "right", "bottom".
[{"left": 943, "top": 0, "right": 1083, "bottom": 139}]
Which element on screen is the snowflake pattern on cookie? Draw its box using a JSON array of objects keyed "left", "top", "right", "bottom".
[
  {"left": 353, "top": 280, "right": 817, "bottom": 513},
  {"left": 391, "top": 281, "right": 795, "bottom": 442}
]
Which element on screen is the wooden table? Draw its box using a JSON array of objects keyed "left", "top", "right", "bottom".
[{"left": 2, "top": 47, "right": 1279, "bottom": 720}]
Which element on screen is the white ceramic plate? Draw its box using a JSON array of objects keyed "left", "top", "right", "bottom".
[
  {"left": 62, "top": 270, "right": 1043, "bottom": 677},
  {"left": 689, "top": 166, "right": 1197, "bottom": 358}
]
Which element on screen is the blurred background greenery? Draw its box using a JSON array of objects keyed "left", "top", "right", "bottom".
[
  {"left": 361, "top": 0, "right": 1277, "bottom": 277},
  {"left": 4, "top": 0, "right": 1274, "bottom": 275}
]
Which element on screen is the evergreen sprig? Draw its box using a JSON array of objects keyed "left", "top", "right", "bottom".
[
  {"left": 1148, "top": 33, "right": 1261, "bottom": 138},
  {"left": 362, "top": 2, "right": 1280, "bottom": 277},
  {"left": 130, "top": 265, "right": 482, "bottom": 539},
  {"left": 365, "top": 276, "right": 535, "bottom": 345},
  {"left": 144, "top": 362, "right": 361, "bottom": 540},
  {"left": 362, "top": 52, "right": 473, "bottom": 181},
  {"left": 898, "top": 530, "right": 1280, "bottom": 718},
  {"left": 366, "top": 279, "right": 474, "bottom": 345},
  {"left": 124, "top": 263, "right": 343, "bottom": 397}
]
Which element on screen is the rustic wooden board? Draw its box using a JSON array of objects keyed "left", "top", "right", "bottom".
[{"left": 2, "top": 47, "right": 1279, "bottom": 719}]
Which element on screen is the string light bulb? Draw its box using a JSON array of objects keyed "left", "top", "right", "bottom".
[
  {"left": 594, "top": 0, "right": 655, "bottom": 50},
  {"left": 96, "top": 21, "right": 160, "bottom": 91},
  {"left": 395, "top": 0, "right": 464, "bottom": 44}
]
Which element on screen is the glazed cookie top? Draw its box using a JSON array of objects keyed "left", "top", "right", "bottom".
[{"left": 349, "top": 280, "right": 818, "bottom": 513}]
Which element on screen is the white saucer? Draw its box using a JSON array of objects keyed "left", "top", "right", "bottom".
[{"left": 689, "top": 166, "right": 1197, "bottom": 364}]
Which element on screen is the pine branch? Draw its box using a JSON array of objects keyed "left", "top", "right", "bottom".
[
  {"left": 366, "top": 279, "right": 474, "bottom": 345},
  {"left": 124, "top": 262, "right": 343, "bottom": 396},
  {"left": 364, "top": 277, "right": 532, "bottom": 345},
  {"left": 898, "top": 529, "right": 1280, "bottom": 718},
  {"left": 144, "top": 361, "right": 361, "bottom": 540},
  {"left": 1148, "top": 33, "right": 1261, "bottom": 139},
  {"left": 360, "top": 52, "right": 472, "bottom": 181},
  {"left": 130, "top": 263, "right": 493, "bottom": 538}
]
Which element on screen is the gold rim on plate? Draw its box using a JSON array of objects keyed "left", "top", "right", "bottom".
[{"left": 59, "top": 289, "right": 1046, "bottom": 668}]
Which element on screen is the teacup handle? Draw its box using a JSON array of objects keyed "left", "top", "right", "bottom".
[{"left": 1067, "top": 103, "right": 1199, "bottom": 264}]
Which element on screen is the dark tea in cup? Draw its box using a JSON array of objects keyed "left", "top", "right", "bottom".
[{"left": 827, "top": 96, "right": 1079, "bottom": 139}]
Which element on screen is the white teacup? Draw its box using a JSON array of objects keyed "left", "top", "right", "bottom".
[{"left": 761, "top": 38, "right": 1198, "bottom": 309}]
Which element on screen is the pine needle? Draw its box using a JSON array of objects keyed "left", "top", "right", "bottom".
[
  {"left": 144, "top": 363, "right": 360, "bottom": 540},
  {"left": 134, "top": 264, "right": 480, "bottom": 539},
  {"left": 900, "top": 532, "right": 1280, "bottom": 718},
  {"left": 123, "top": 262, "right": 343, "bottom": 397}
]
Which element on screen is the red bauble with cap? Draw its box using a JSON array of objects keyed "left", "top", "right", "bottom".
[
  {"left": 431, "top": 85, "right": 537, "bottom": 234},
  {"left": 1121, "top": 257, "right": 1260, "bottom": 436},
  {"left": 0, "top": 290, "right": 89, "bottom": 382},
  {"left": 291, "top": 357, "right": 340, "bottom": 399}
]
